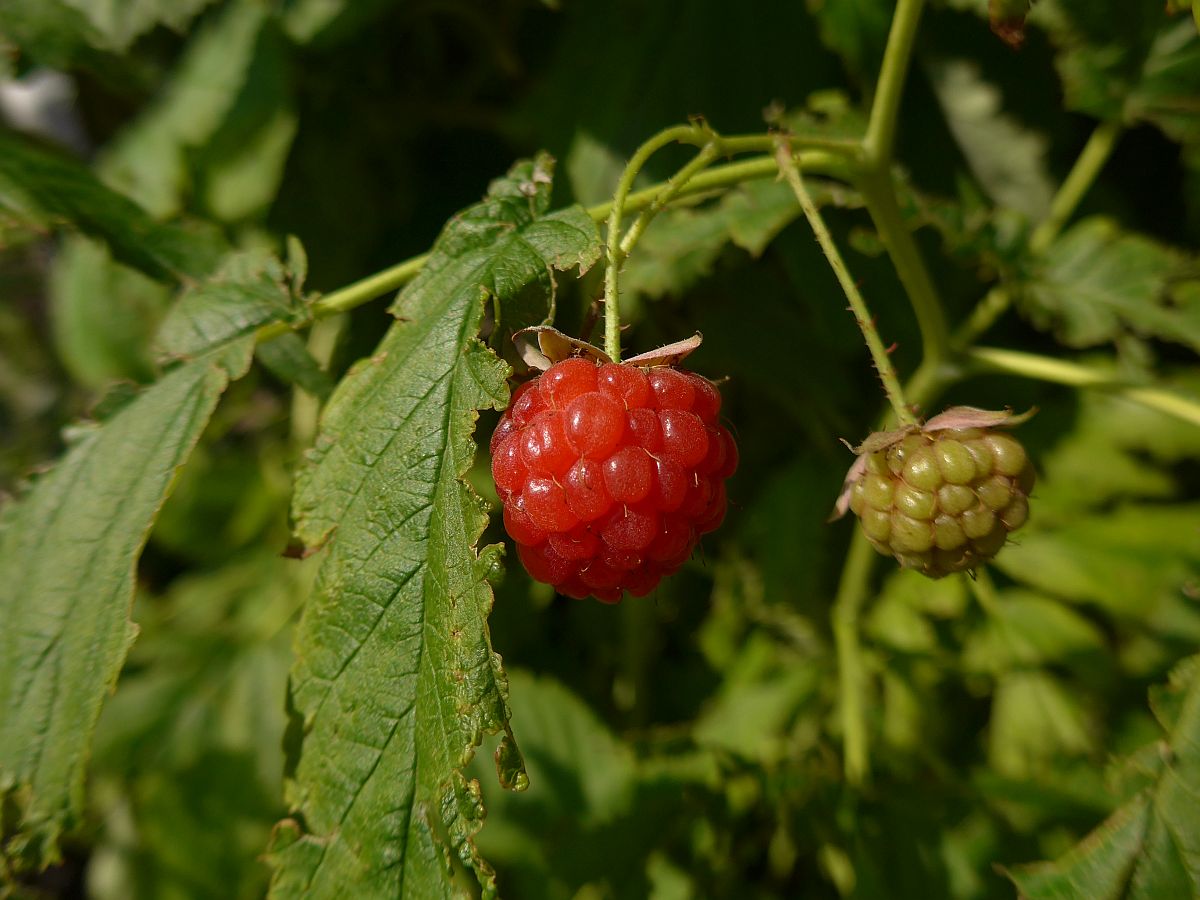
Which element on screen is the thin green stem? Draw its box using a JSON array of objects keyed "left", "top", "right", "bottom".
[
  {"left": 857, "top": 167, "right": 950, "bottom": 374},
  {"left": 968, "top": 346, "right": 1200, "bottom": 428},
  {"left": 603, "top": 124, "right": 714, "bottom": 360},
  {"left": 955, "top": 121, "right": 1122, "bottom": 348},
  {"left": 1029, "top": 120, "right": 1122, "bottom": 255},
  {"left": 619, "top": 142, "right": 722, "bottom": 259},
  {"left": 953, "top": 285, "right": 1009, "bottom": 351},
  {"left": 776, "top": 140, "right": 916, "bottom": 425},
  {"left": 832, "top": 531, "right": 876, "bottom": 787},
  {"left": 253, "top": 148, "right": 852, "bottom": 347},
  {"left": 600, "top": 127, "right": 857, "bottom": 360},
  {"left": 255, "top": 254, "right": 428, "bottom": 342},
  {"left": 863, "top": 0, "right": 926, "bottom": 166},
  {"left": 592, "top": 148, "right": 848, "bottom": 221}
]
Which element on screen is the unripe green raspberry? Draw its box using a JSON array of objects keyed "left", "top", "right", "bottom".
[{"left": 835, "top": 407, "right": 1036, "bottom": 579}]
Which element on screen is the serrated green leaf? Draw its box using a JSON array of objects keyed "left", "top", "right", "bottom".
[
  {"left": 482, "top": 671, "right": 635, "bottom": 828},
  {"left": 866, "top": 585, "right": 939, "bottom": 655},
  {"left": 267, "top": 155, "right": 600, "bottom": 899},
  {"left": 155, "top": 248, "right": 308, "bottom": 361},
  {"left": 1020, "top": 217, "right": 1200, "bottom": 353},
  {"left": 693, "top": 633, "right": 821, "bottom": 762},
  {"left": 193, "top": 21, "right": 297, "bottom": 223},
  {"left": 0, "top": 338, "right": 254, "bottom": 870},
  {"left": 1007, "top": 658, "right": 1200, "bottom": 898},
  {"left": 89, "top": 553, "right": 310, "bottom": 900},
  {"left": 1036, "top": 1, "right": 1200, "bottom": 143},
  {"left": 473, "top": 671, "right": 705, "bottom": 899},
  {"left": 0, "top": 129, "right": 224, "bottom": 281},
  {"left": 564, "top": 130, "right": 629, "bottom": 208},
  {"left": 994, "top": 504, "right": 1200, "bottom": 623},
  {"left": 1033, "top": 391, "right": 1200, "bottom": 511},
  {"left": 929, "top": 59, "right": 1056, "bottom": 220}
]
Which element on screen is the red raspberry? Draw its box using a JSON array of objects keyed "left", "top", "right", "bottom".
[{"left": 491, "top": 358, "right": 736, "bottom": 602}]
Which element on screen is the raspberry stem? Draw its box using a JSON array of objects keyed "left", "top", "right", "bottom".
[
  {"left": 775, "top": 138, "right": 919, "bottom": 426},
  {"left": 599, "top": 127, "right": 850, "bottom": 361},
  {"left": 603, "top": 124, "right": 715, "bottom": 361},
  {"left": 863, "top": 0, "right": 926, "bottom": 167},
  {"left": 955, "top": 119, "right": 1123, "bottom": 347},
  {"left": 969, "top": 346, "right": 1200, "bottom": 428},
  {"left": 856, "top": 167, "right": 950, "bottom": 376},
  {"left": 254, "top": 145, "right": 855, "bottom": 345},
  {"left": 1029, "top": 119, "right": 1123, "bottom": 255},
  {"left": 833, "top": 532, "right": 876, "bottom": 786}
]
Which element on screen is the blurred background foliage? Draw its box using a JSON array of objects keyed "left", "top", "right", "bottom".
[{"left": 1, "top": 0, "right": 1199, "bottom": 897}]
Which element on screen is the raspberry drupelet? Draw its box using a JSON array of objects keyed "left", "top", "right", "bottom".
[{"left": 490, "top": 357, "right": 737, "bottom": 603}]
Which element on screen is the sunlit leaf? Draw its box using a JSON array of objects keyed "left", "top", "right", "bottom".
[
  {"left": 49, "top": 236, "right": 171, "bottom": 388},
  {"left": 155, "top": 248, "right": 309, "bottom": 361},
  {"left": 267, "top": 156, "right": 600, "bottom": 899},
  {"left": 928, "top": 59, "right": 1056, "bottom": 220},
  {"left": 96, "top": 0, "right": 282, "bottom": 219},
  {"left": 1007, "top": 658, "right": 1200, "bottom": 898},
  {"left": 963, "top": 590, "right": 1107, "bottom": 675}
]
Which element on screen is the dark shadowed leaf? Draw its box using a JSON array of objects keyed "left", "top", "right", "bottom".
[
  {"left": 256, "top": 333, "right": 334, "bottom": 400},
  {"left": 807, "top": 0, "right": 892, "bottom": 79},
  {"left": 623, "top": 177, "right": 855, "bottom": 303},
  {"left": 1036, "top": 0, "right": 1200, "bottom": 143},
  {"left": 0, "top": 129, "right": 224, "bottom": 280}
]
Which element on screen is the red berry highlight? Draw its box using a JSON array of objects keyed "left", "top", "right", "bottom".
[{"left": 491, "top": 357, "right": 736, "bottom": 601}]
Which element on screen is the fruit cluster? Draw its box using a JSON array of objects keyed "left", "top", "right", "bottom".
[
  {"left": 490, "top": 357, "right": 737, "bottom": 602},
  {"left": 843, "top": 418, "right": 1035, "bottom": 578}
]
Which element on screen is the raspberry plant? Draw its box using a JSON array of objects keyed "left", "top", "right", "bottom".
[{"left": 1, "top": 1, "right": 1199, "bottom": 898}]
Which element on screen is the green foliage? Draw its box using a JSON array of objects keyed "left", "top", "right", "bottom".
[
  {"left": 1020, "top": 217, "right": 1200, "bottom": 353},
  {"left": 267, "top": 157, "right": 599, "bottom": 898},
  {"left": 0, "top": 129, "right": 224, "bottom": 280},
  {"left": 1037, "top": 0, "right": 1200, "bottom": 143},
  {"left": 1, "top": 1, "right": 1199, "bottom": 898},
  {"left": 0, "top": 338, "right": 254, "bottom": 869},
  {"left": 1007, "top": 657, "right": 1200, "bottom": 898}
]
